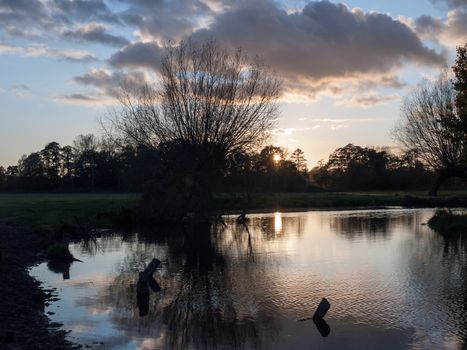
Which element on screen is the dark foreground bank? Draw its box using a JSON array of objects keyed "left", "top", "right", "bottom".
[{"left": 0, "top": 223, "right": 76, "bottom": 350}]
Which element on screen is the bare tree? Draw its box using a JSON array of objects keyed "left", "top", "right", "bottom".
[
  {"left": 106, "top": 40, "right": 281, "bottom": 157},
  {"left": 394, "top": 72, "right": 466, "bottom": 196},
  {"left": 105, "top": 41, "right": 282, "bottom": 219}
]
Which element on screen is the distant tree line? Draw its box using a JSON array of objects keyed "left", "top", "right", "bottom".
[
  {"left": 2, "top": 134, "right": 458, "bottom": 193},
  {"left": 309, "top": 144, "right": 433, "bottom": 190}
]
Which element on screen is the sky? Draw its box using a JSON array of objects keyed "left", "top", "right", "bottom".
[{"left": 0, "top": 0, "right": 466, "bottom": 168}]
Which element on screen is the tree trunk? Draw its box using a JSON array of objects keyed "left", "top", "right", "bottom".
[{"left": 429, "top": 171, "right": 448, "bottom": 196}]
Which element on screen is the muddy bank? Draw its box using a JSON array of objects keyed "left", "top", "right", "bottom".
[{"left": 0, "top": 223, "right": 76, "bottom": 350}]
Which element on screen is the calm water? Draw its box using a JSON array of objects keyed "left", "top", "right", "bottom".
[{"left": 31, "top": 209, "right": 467, "bottom": 350}]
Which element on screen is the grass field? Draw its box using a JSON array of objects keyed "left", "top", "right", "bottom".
[
  {"left": 1, "top": 190, "right": 466, "bottom": 230},
  {"left": 0, "top": 193, "right": 140, "bottom": 229}
]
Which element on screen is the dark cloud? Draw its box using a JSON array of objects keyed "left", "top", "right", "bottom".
[
  {"left": 0, "top": 0, "right": 53, "bottom": 34},
  {"left": 413, "top": 10, "right": 467, "bottom": 44},
  {"left": 117, "top": 0, "right": 214, "bottom": 41},
  {"left": 109, "top": 42, "right": 162, "bottom": 70},
  {"left": 72, "top": 69, "right": 152, "bottom": 99},
  {"left": 188, "top": 1, "right": 445, "bottom": 80},
  {"left": 51, "top": 0, "right": 120, "bottom": 24},
  {"left": 62, "top": 23, "right": 129, "bottom": 47},
  {"left": 0, "top": 0, "right": 120, "bottom": 41},
  {"left": 414, "top": 15, "right": 444, "bottom": 40},
  {"left": 108, "top": 1, "right": 444, "bottom": 87},
  {"left": 54, "top": 69, "right": 153, "bottom": 105}
]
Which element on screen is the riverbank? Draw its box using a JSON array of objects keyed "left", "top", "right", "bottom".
[
  {"left": 0, "top": 222, "right": 75, "bottom": 349},
  {"left": 1, "top": 191, "right": 467, "bottom": 230}
]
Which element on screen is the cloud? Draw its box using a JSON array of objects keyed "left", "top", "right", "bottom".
[
  {"left": 429, "top": 0, "right": 467, "bottom": 10},
  {"left": 414, "top": 15, "right": 444, "bottom": 40},
  {"left": 109, "top": 42, "right": 163, "bottom": 70},
  {"left": 53, "top": 93, "right": 108, "bottom": 105},
  {"left": 412, "top": 10, "right": 467, "bottom": 45},
  {"left": 0, "top": 0, "right": 120, "bottom": 42},
  {"left": 271, "top": 127, "right": 311, "bottom": 136},
  {"left": 62, "top": 23, "right": 129, "bottom": 47},
  {"left": 11, "top": 84, "right": 31, "bottom": 97},
  {"left": 2, "top": 0, "right": 451, "bottom": 106},
  {"left": 107, "top": 1, "right": 443, "bottom": 102},
  {"left": 0, "top": 42, "right": 98, "bottom": 62},
  {"left": 308, "top": 117, "right": 384, "bottom": 130},
  {"left": 117, "top": 0, "right": 216, "bottom": 41},
  {"left": 54, "top": 69, "right": 154, "bottom": 105},
  {"left": 444, "top": 9, "right": 467, "bottom": 42},
  {"left": 51, "top": 0, "right": 120, "bottom": 24},
  {"left": 188, "top": 1, "right": 445, "bottom": 80},
  {"left": 336, "top": 93, "right": 400, "bottom": 108}
]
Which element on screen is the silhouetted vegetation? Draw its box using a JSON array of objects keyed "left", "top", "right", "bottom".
[
  {"left": 46, "top": 243, "right": 74, "bottom": 262},
  {"left": 394, "top": 44, "right": 467, "bottom": 195},
  {"left": 428, "top": 210, "right": 467, "bottom": 234},
  {"left": 309, "top": 144, "right": 433, "bottom": 190},
  {"left": 4, "top": 136, "right": 460, "bottom": 196}
]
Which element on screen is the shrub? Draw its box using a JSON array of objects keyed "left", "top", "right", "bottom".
[
  {"left": 428, "top": 210, "right": 467, "bottom": 234},
  {"left": 46, "top": 243, "right": 74, "bottom": 261}
]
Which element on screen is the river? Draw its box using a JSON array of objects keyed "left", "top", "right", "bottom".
[{"left": 31, "top": 208, "right": 467, "bottom": 349}]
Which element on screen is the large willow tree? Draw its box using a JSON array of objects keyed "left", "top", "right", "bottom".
[{"left": 107, "top": 41, "right": 282, "bottom": 220}]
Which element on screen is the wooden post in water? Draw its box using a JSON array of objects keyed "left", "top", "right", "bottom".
[
  {"left": 136, "top": 258, "right": 161, "bottom": 317},
  {"left": 312, "top": 298, "right": 331, "bottom": 320},
  {"left": 137, "top": 258, "right": 161, "bottom": 294}
]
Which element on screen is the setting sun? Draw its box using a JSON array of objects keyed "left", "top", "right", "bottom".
[{"left": 273, "top": 154, "right": 281, "bottom": 163}]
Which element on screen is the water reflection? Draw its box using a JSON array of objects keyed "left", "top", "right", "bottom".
[
  {"left": 47, "top": 260, "right": 72, "bottom": 280},
  {"left": 31, "top": 209, "right": 467, "bottom": 349}
]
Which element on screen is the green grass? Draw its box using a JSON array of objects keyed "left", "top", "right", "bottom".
[
  {"left": 0, "top": 193, "right": 140, "bottom": 230},
  {"left": 0, "top": 191, "right": 466, "bottom": 230}
]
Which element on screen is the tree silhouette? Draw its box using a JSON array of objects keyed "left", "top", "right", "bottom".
[
  {"left": 106, "top": 41, "right": 282, "bottom": 220},
  {"left": 290, "top": 148, "right": 307, "bottom": 172},
  {"left": 394, "top": 73, "right": 467, "bottom": 195}
]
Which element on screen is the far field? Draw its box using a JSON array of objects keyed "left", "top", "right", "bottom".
[{"left": 0, "top": 191, "right": 466, "bottom": 230}]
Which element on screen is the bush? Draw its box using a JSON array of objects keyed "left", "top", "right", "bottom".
[
  {"left": 46, "top": 243, "right": 74, "bottom": 261},
  {"left": 428, "top": 210, "right": 467, "bottom": 234}
]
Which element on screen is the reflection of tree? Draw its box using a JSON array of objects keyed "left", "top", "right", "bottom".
[
  {"left": 79, "top": 225, "right": 280, "bottom": 349},
  {"left": 47, "top": 260, "right": 71, "bottom": 280},
  {"left": 402, "top": 227, "right": 467, "bottom": 349},
  {"left": 329, "top": 211, "right": 417, "bottom": 240}
]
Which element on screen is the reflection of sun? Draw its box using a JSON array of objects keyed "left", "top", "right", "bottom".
[
  {"left": 274, "top": 212, "right": 282, "bottom": 233},
  {"left": 273, "top": 154, "right": 281, "bottom": 163}
]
